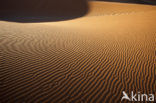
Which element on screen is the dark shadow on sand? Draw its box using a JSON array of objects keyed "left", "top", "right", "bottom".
[{"left": 0, "top": 0, "right": 88, "bottom": 23}]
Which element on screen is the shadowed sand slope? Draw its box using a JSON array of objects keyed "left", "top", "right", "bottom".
[
  {"left": 0, "top": 1, "right": 156, "bottom": 103},
  {"left": 0, "top": 0, "right": 88, "bottom": 15},
  {"left": 0, "top": 0, "right": 88, "bottom": 22}
]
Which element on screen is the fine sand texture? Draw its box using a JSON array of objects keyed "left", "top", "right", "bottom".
[{"left": 0, "top": 1, "right": 156, "bottom": 103}]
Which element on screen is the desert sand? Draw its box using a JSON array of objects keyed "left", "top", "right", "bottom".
[
  {"left": 0, "top": 1, "right": 156, "bottom": 103},
  {"left": 0, "top": 0, "right": 88, "bottom": 17}
]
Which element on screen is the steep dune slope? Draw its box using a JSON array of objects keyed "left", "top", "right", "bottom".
[
  {"left": 0, "top": 0, "right": 88, "bottom": 16},
  {"left": 0, "top": 1, "right": 156, "bottom": 103}
]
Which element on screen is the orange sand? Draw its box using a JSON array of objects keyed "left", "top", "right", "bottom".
[{"left": 0, "top": 1, "right": 156, "bottom": 103}]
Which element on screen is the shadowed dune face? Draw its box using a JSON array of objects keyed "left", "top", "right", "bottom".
[
  {"left": 0, "top": 0, "right": 88, "bottom": 22},
  {"left": 141, "top": 0, "right": 156, "bottom": 4}
]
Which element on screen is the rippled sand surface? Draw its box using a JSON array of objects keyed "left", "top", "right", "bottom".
[{"left": 0, "top": 1, "right": 156, "bottom": 103}]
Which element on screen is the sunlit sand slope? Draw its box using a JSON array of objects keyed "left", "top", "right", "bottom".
[{"left": 0, "top": 1, "right": 156, "bottom": 103}]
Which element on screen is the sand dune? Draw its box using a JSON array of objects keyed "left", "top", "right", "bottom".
[
  {"left": 0, "top": 0, "right": 88, "bottom": 22},
  {"left": 96, "top": 0, "right": 156, "bottom": 5},
  {"left": 0, "top": 0, "right": 88, "bottom": 16},
  {"left": 0, "top": 1, "right": 156, "bottom": 103}
]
